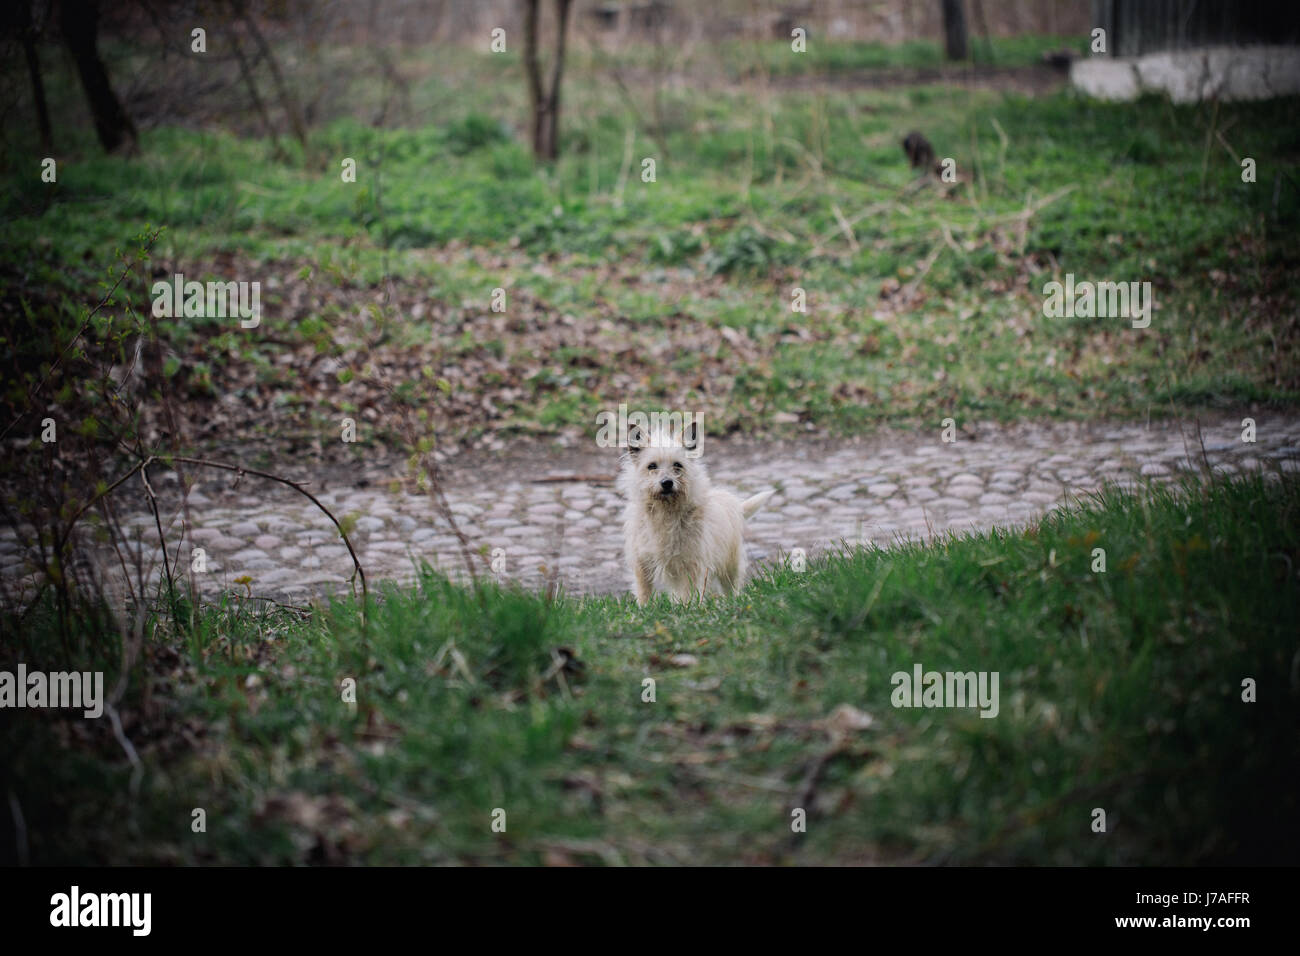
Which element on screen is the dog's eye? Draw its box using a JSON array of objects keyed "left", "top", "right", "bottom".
[
  {"left": 647, "top": 463, "right": 657, "bottom": 471},
  {"left": 672, "top": 462, "right": 682, "bottom": 471}
]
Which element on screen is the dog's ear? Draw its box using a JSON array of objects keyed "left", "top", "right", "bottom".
[
  {"left": 627, "top": 423, "right": 645, "bottom": 453},
  {"left": 682, "top": 419, "right": 699, "bottom": 452}
]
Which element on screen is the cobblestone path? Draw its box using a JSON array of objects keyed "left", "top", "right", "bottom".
[{"left": 3, "top": 414, "right": 1295, "bottom": 604}]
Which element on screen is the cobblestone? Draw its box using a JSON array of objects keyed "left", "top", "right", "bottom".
[{"left": 4, "top": 415, "right": 1295, "bottom": 602}]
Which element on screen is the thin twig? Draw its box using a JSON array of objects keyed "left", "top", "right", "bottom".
[
  {"left": 830, "top": 202, "right": 860, "bottom": 254},
  {"left": 106, "top": 703, "right": 143, "bottom": 797},
  {"left": 139, "top": 461, "right": 176, "bottom": 601},
  {"left": 40, "top": 453, "right": 368, "bottom": 623},
  {"left": 531, "top": 473, "right": 614, "bottom": 484},
  {"left": 203, "top": 594, "right": 314, "bottom": 618},
  {"left": 168, "top": 456, "right": 367, "bottom": 605},
  {"left": 792, "top": 742, "right": 844, "bottom": 817},
  {"left": 7, "top": 790, "right": 28, "bottom": 866}
]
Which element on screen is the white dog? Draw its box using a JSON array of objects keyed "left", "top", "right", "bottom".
[{"left": 618, "top": 420, "right": 773, "bottom": 605}]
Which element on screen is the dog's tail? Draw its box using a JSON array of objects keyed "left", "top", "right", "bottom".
[{"left": 741, "top": 489, "right": 775, "bottom": 519}]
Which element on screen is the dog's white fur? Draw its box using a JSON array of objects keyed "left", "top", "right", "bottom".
[{"left": 618, "top": 420, "right": 773, "bottom": 605}]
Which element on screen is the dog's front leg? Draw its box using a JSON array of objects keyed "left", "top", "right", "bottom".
[{"left": 633, "top": 559, "right": 655, "bottom": 606}]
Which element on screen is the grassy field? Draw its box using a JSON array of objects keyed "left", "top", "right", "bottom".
[
  {"left": 2, "top": 40, "right": 1297, "bottom": 459},
  {"left": 5, "top": 472, "right": 1296, "bottom": 865},
  {"left": 2, "top": 33, "right": 1298, "bottom": 867}
]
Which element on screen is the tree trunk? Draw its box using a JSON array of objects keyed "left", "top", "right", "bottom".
[
  {"left": 522, "top": 0, "right": 544, "bottom": 158},
  {"left": 941, "top": 0, "right": 969, "bottom": 61},
  {"left": 13, "top": 2, "right": 54, "bottom": 153},
  {"left": 228, "top": 26, "right": 285, "bottom": 160},
  {"left": 541, "top": 0, "right": 572, "bottom": 161},
  {"left": 22, "top": 36, "right": 54, "bottom": 154},
  {"left": 59, "top": 0, "right": 137, "bottom": 155},
  {"left": 235, "top": 0, "right": 310, "bottom": 153},
  {"left": 521, "top": 0, "right": 572, "bottom": 162}
]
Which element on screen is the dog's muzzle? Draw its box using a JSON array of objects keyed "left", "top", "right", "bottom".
[{"left": 656, "top": 478, "right": 677, "bottom": 498}]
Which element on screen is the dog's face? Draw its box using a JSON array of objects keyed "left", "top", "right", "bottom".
[{"left": 621, "top": 421, "right": 703, "bottom": 507}]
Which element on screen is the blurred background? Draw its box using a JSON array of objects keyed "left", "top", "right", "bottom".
[{"left": 3, "top": 1, "right": 1294, "bottom": 466}]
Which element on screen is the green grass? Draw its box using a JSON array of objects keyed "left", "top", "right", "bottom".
[
  {"left": 712, "top": 34, "right": 1089, "bottom": 76},
  {"left": 2, "top": 39, "right": 1297, "bottom": 451},
  {"left": 6, "top": 473, "right": 1297, "bottom": 865}
]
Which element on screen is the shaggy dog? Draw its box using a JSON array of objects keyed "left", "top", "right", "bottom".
[{"left": 618, "top": 420, "right": 772, "bottom": 604}]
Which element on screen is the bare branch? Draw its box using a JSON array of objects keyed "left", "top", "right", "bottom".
[{"left": 167, "top": 456, "right": 367, "bottom": 606}]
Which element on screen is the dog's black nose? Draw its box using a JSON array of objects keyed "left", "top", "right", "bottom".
[{"left": 660, "top": 478, "right": 674, "bottom": 492}]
